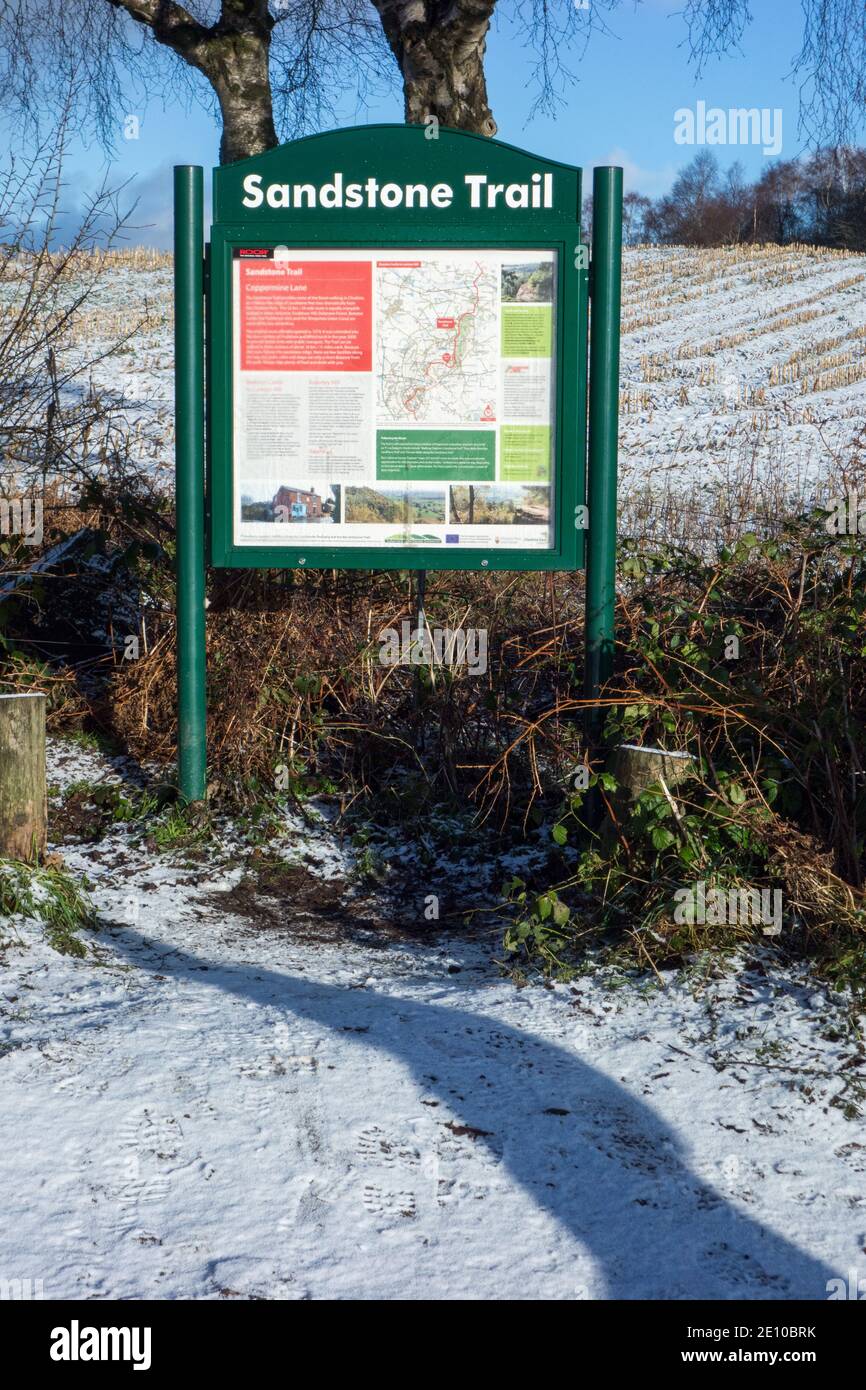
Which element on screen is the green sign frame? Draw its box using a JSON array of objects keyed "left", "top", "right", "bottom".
[
  {"left": 173, "top": 126, "right": 622, "bottom": 803},
  {"left": 206, "top": 124, "right": 587, "bottom": 572}
]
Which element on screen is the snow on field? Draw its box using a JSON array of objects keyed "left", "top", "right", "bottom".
[
  {"left": 1, "top": 740, "right": 863, "bottom": 1301},
  {"left": 62, "top": 243, "right": 866, "bottom": 535},
  {"left": 617, "top": 245, "right": 866, "bottom": 536}
]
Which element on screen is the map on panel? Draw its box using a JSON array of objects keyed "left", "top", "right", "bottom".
[
  {"left": 376, "top": 256, "right": 500, "bottom": 425},
  {"left": 232, "top": 246, "right": 557, "bottom": 551}
]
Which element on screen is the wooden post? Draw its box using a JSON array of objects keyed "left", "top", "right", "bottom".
[
  {"left": 0, "top": 693, "right": 47, "bottom": 862},
  {"left": 603, "top": 744, "right": 694, "bottom": 849}
]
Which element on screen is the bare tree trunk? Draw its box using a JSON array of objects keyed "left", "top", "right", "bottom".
[
  {"left": 207, "top": 23, "right": 278, "bottom": 163},
  {"left": 111, "top": 0, "right": 278, "bottom": 162},
  {"left": 115, "top": 0, "right": 498, "bottom": 158},
  {"left": 372, "top": 1, "right": 498, "bottom": 136},
  {"left": 0, "top": 693, "right": 46, "bottom": 862}
]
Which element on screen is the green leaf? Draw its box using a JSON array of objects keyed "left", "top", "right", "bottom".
[
  {"left": 551, "top": 822, "right": 568, "bottom": 846},
  {"left": 551, "top": 899, "right": 570, "bottom": 927},
  {"left": 502, "top": 875, "right": 525, "bottom": 898},
  {"left": 650, "top": 826, "right": 676, "bottom": 851}
]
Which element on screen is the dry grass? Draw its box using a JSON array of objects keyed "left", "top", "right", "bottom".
[{"left": 103, "top": 562, "right": 586, "bottom": 810}]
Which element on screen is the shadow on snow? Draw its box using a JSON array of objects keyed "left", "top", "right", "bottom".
[{"left": 109, "top": 924, "right": 835, "bottom": 1300}]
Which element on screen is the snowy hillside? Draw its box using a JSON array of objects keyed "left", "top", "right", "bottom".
[
  {"left": 618, "top": 245, "right": 866, "bottom": 538},
  {"left": 66, "top": 242, "right": 866, "bottom": 540}
]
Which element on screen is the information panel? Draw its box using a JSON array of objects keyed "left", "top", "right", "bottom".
[
  {"left": 232, "top": 246, "right": 558, "bottom": 552},
  {"left": 207, "top": 123, "right": 585, "bottom": 571}
]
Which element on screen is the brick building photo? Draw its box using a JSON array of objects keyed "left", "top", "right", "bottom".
[{"left": 273, "top": 485, "right": 324, "bottom": 521}]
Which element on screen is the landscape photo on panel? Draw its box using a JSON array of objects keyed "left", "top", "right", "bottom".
[{"left": 232, "top": 246, "right": 557, "bottom": 549}]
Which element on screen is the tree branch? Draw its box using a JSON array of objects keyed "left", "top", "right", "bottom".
[
  {"left": 105, "top": 0, "right": 212, "bottom": 68},
  {"left": 218, "top": 0, "right": 274, "bottom": 32}
]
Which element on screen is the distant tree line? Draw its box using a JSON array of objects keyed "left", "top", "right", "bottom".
[{"left": 588, "top": 147, "right": 866, "bottom": 250}]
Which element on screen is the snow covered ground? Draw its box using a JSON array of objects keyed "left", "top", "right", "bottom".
[
  {"left": 617, "top": 245, "right": 866, "bottom": 535},
  {"left": 1, "top": 739, "right": 863, "bottom": 1301}
]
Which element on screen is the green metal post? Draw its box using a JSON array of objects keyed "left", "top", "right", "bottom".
[
  {"left": 174, "top": 165, "right": 207, "bottom": 802},
  {"left": 584, "top": 166, "right": 623, "bottom": 744}
]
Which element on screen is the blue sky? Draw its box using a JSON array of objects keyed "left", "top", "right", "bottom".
[{"left": 42, "top": 0, "right": 866, "bottom": 247}]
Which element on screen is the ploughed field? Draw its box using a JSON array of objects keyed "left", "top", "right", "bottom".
[{"left": 61, "top": 242, "right": 866, "bottom": 544}]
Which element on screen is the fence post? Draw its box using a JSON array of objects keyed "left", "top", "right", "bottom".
[
  {"left": 584, "top": 165, "right": 623, "bottom": 745},
  {"left": 0, "top": 692, "right": 46, "bottom": 861},
  {"left": 174, "top": 165, "right": 207, "bottom": 803}
]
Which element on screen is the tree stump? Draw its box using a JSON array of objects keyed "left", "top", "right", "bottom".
[
  {"left": 0, "top": 693, "right": 47, "bottom": 862},
  {"left": 603, "top": 744, "right": 694, "bottom": 849}
]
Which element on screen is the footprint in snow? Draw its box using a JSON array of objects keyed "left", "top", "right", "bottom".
[
  {"left": 356, "top": 1126, "right": 421, "bottom": 1169},
  {"left": 362, "top": 1185, "right": 417, "bottom": 1223}
]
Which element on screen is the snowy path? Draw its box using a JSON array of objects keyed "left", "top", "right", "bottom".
[{"left": 1, "top": 751, "right": 863, "bottom": 1300}]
